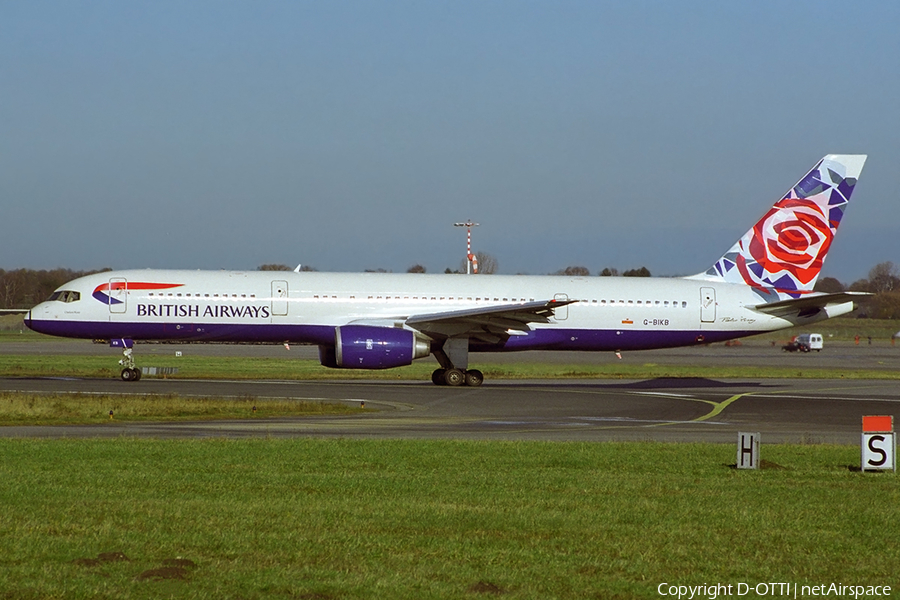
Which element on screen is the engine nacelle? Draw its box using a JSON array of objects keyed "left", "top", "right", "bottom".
[{"left": 319, "top": 325, "right": 431, "bottom": 369}]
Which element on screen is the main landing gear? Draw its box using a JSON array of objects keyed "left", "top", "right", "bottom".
[
  {"left": 431, "top": 368, "right": 484, "bottom": 387},
  {"left": 112, "top": 339, "right": 142, "bottom": 382},
  {"left": 431, "top": 338, "right": 483, "bottom": 386}
]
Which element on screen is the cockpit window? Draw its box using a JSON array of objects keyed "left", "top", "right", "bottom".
[{"left": 48, "top": 290, "right": 81, "bottom": 303}]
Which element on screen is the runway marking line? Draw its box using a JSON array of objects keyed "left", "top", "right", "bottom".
[
  {"left": 691, "top": 393, "right": 747, "bottom": 422},
  {"left": 642, "top": 381, "right": 900, "bottom": 430},
  {"left": 613, "top": 393, "right": 750, "bottom": 429},
  {"left": 8, "top": 380, "right": 896, "bottom": 435}
]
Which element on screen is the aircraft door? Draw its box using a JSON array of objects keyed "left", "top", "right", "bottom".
[
  {"left": 271, "top": 280, "right": 289, "bottom": 316},
  {"left": 553, "top": 293, "right": 569, "bottom": 320},
  {"left": 109, "top": 278, "right": 127, "bottom": 314},
  {"left": 700, "top": 287, "right": 716, "bottom": 323}
]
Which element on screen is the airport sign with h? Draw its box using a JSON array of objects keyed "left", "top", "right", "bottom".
[{"left": 737, "top": 432, "right": 760, "bottom": 470}]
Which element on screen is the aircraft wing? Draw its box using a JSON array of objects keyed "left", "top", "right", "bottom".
[
  {"left": 404, "top": 299, "right": 577, "bottom": 344},
  {"left": 752, "top": 291, "right": 872, "bottom": 315},
  {"left": 0, "top": 309, "right": 30, "bottom": 314}
]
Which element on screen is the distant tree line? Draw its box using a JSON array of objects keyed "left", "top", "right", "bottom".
[
  {"left": 0, "top": 268, "right": 111, "bottom": 309},
  {"left": 268, "top": 261, "right": 651, "bottom": 277},
  {"left": 554, "top": 266, "right": 651, "bottom": 277},
  {"left": 816, "top": 261, "right": 900, "bottom": 319},
  {"left": 258, "top": 264, "right": 321, "bottom": 272}
]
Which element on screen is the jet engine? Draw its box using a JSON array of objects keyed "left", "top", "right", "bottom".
[{"left": 319, "top": 325, "right": 431, "bottom": 369}]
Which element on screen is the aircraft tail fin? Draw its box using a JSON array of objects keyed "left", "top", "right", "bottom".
[{"left": 693, "top": 154, "right": 867, "bottom": 296}]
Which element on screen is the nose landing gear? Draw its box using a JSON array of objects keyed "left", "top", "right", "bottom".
[{"left": 111, "top": 339, "right": 142, "bottom": 382}]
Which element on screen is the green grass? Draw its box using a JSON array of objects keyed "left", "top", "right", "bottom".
[
  {"left": 0, "top": 392, "right": 361, "bottom": 425},
  {"left": 2, "top": 353, "right": 900, "bottom": 381},
  {"left": 0, "top": 439, "right": 896, "bottom": 599}
]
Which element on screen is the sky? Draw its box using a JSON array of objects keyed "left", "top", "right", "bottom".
[{"left": 2, "top": 1, "right": 898, "bottom": 284}]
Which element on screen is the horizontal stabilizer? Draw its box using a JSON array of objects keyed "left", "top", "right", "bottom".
[{"left": 752, "top": 291, "right": 871, "bottom": 315}]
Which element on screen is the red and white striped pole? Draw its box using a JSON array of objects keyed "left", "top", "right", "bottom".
[{"left": 454, "top": 221, "right": 479, "bottom": 274}]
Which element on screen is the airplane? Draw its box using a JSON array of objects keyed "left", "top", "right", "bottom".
[{"left": 25, "top": 154, "right": 869, "bottom": 386}]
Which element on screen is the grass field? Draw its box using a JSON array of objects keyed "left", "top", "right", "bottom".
[
  {"left": 2, "top": 316, "right": 899, "bottom": 598},
  {"left": 0, "top": 392, "right": 362, "bottom": 426},
  {"left": 0, "top": 439, "right": 897, "bottom": 600},
  {"left": 3, "top": 352, "right": 900, "bottom": 383}
]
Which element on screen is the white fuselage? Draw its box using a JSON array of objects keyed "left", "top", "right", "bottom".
[{"left": 25, "top": 269, "right": 852, "bottom": 353}]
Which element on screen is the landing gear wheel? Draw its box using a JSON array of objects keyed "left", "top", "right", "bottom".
[
  {"left": 464, "top": 369, "right": 484, "bottom": 387},
  {"left": 121, "top": 367, "right": 141, "bottom": 381},
  {"left": 431, "top": 369, "right": 447, "bottom": 386},
  {"left": 443, "top": 368, "right": 465, "bottom": 387},
  {"left": 118, "top": 346, "right": 139, "bottom": 382}
]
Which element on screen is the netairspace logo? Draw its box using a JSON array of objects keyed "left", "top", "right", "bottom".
[{"left": 657, "top": 582, "right": 892, "bottom": 599}]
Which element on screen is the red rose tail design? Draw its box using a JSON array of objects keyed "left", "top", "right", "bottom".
[{"left": 696, "top": 154, "right": 867, "bottom": 298}]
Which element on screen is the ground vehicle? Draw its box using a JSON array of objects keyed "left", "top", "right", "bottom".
[{"left": 782, "top": 333, "right": 823, "bottom": 352}]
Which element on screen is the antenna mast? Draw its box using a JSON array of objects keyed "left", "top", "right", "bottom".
[{"left": 453, "top": 220, "right": 480, "bottom": 274}]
